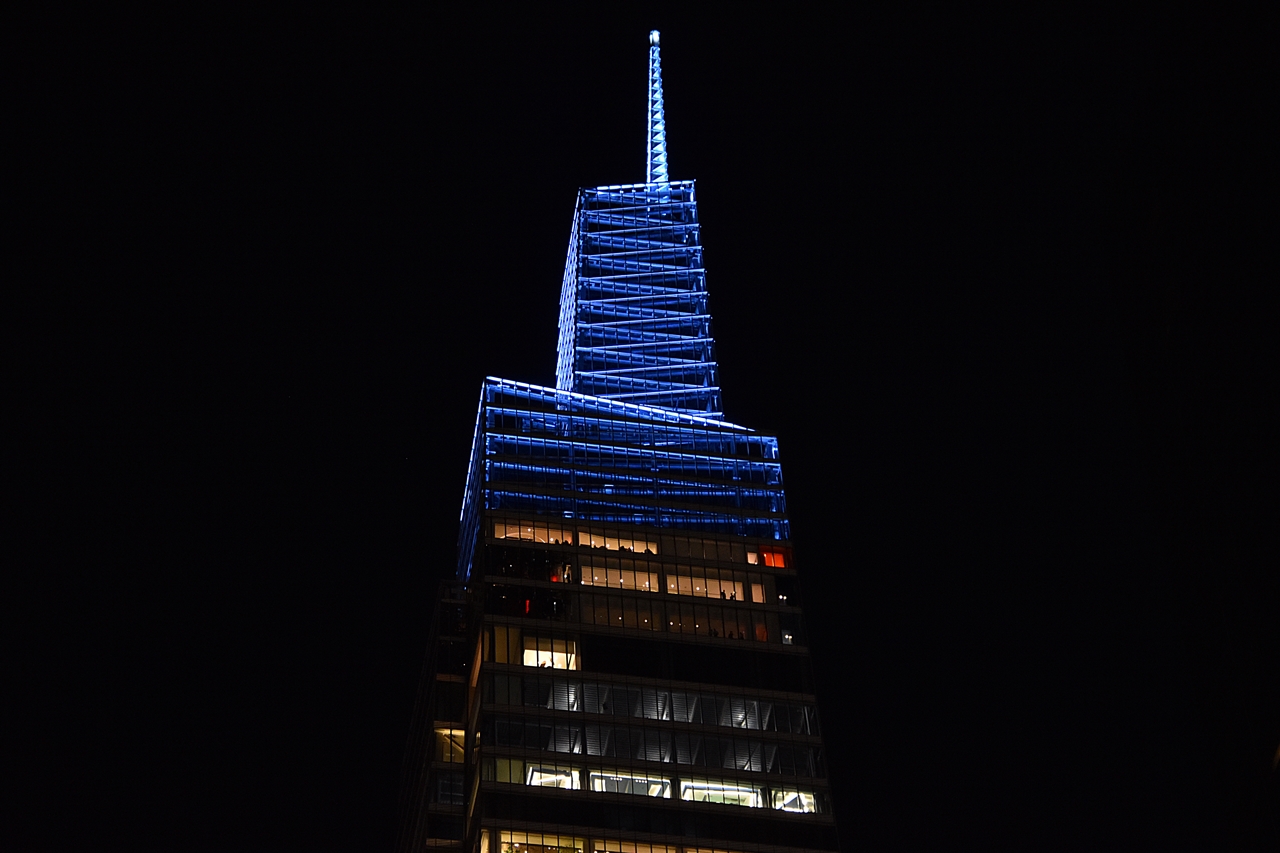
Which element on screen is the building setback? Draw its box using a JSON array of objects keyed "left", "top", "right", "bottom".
[{"left": 399, "top": 31, "right": 839, "bottom": 853}]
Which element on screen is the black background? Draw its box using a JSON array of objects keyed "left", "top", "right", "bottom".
[{"left": 16, "top": 6, "right": 1276, "bottom": 850}]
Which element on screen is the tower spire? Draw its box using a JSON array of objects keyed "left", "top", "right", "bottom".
[{"left": 646, "top": 30, "right": 669, "bottom": 185}]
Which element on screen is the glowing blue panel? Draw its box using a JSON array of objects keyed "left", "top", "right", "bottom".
[{"left": 456, "top": 379, "right": 788, "bottom": 582}]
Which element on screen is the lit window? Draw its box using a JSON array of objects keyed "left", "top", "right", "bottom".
[
  {"left": 588, "top": 770, "right": 671, "bottom": 797},
  {"left": 433, "top": 728, "right": 466, "bottom": 763},
  {"left": 759, "top": 546, "right": 789, "bottom": 568},
  {"left": 582, "top": 528, "right": 656, "bottom": 554},
  {"left": 578, "top": 559, "right": 659, "bottom": 593},
  {"left": 526, "top": 763, "right": 580, "bottom": 789},
  {"left": 493, "top": 518, "right": 574, "bottom": 545},
  {"left": 678, "top": 778, "right": 763, "bottom": 808},
  {"left": 500, "top": 831, "right": 585, "bottom": 853},
  {"left": 770, "top": 788, "right": 818, "bottom": 813},
  {"left": 668, "top": 568, "right": 745, "bottom": 601},
  {"left": 522, "top": 637, "right": 579, "bottom": 670}
]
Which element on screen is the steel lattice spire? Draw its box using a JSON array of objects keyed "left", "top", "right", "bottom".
[{"left": 646, "top": 30, "right": 669, "bottom": 185}]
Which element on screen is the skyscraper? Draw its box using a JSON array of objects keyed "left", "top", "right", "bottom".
[{"left": 399, "top": 31, "right": 838, "bottom": 853}]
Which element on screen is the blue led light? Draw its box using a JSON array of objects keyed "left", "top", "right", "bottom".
[{"left": 647, "top": 32, "right": 668, "bottom": 185}]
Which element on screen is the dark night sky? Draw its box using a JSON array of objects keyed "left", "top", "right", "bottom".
[{"left": 17, "top": 7, "right": 1277, "bottom": 851}]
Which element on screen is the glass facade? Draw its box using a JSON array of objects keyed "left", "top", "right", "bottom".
[{"left": 399, "top": 31, "right": 836, "bottom": 853}]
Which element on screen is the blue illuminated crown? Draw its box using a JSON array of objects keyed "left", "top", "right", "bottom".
[
  {"left": 555, "top": 31, "right": 723, "bottom": 418},
  {"left": 457, "top": 33, "right": 782, "bottom": 581}
]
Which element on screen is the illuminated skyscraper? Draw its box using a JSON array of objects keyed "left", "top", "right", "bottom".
[{"left": 399, "top": 31, "right": 838, "bottom": 853}]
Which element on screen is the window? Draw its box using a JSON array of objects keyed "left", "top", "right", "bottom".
[
  {"left": 526, "top": 763, "right": 580, "bottom": 789},
  {"left": 759, "top": 546, "right": 790, "bottom": 568},
  {"left": 494, "top": 518, "right": 575, "bottom": 546},
  {"left": 657, "top": 602, "right": 765, "bottom": 642},
  {"left": 433, "top": 728, "right": 465, "bottom": 763},
  {"left": 580, "top": 593, "right": 661, "bottom": 631},
  {"left": 497, "top": 674, "right": 819, "bottom": 737},
  {"left": 588, "top": 770, "right": 671, "bottom": 798},
  {"left": 499, "top": 831, "right": 584, "bottom": 853},
  {"left": 770, "top": 787, "right": 819, "bottom": 813},
  {"left": 671, "top": 535, "right": 732, "bottom": 561},
  {"left": 582, "top": 527, "right": 658, "bottom": 554},
  {"left": 485, "top": 625, "right": 523, "bottom": 664},
  {"left": 580, "top": 556, "right": 659, "bottom": 592},
  {"left": 522, "top": 636, "right": 579, "bottom": 670},
  {"left": 488, "top": 757, "right": 523, "bottom": 783},
  {"left": 678, "top": 777, "right": 764, "bottom": 808},
  {"left": 432, "top": 770, "right": 463, "bottom": 804},
  {"left": 665, "top": 565, "right": 745, "bottom": 601}
]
